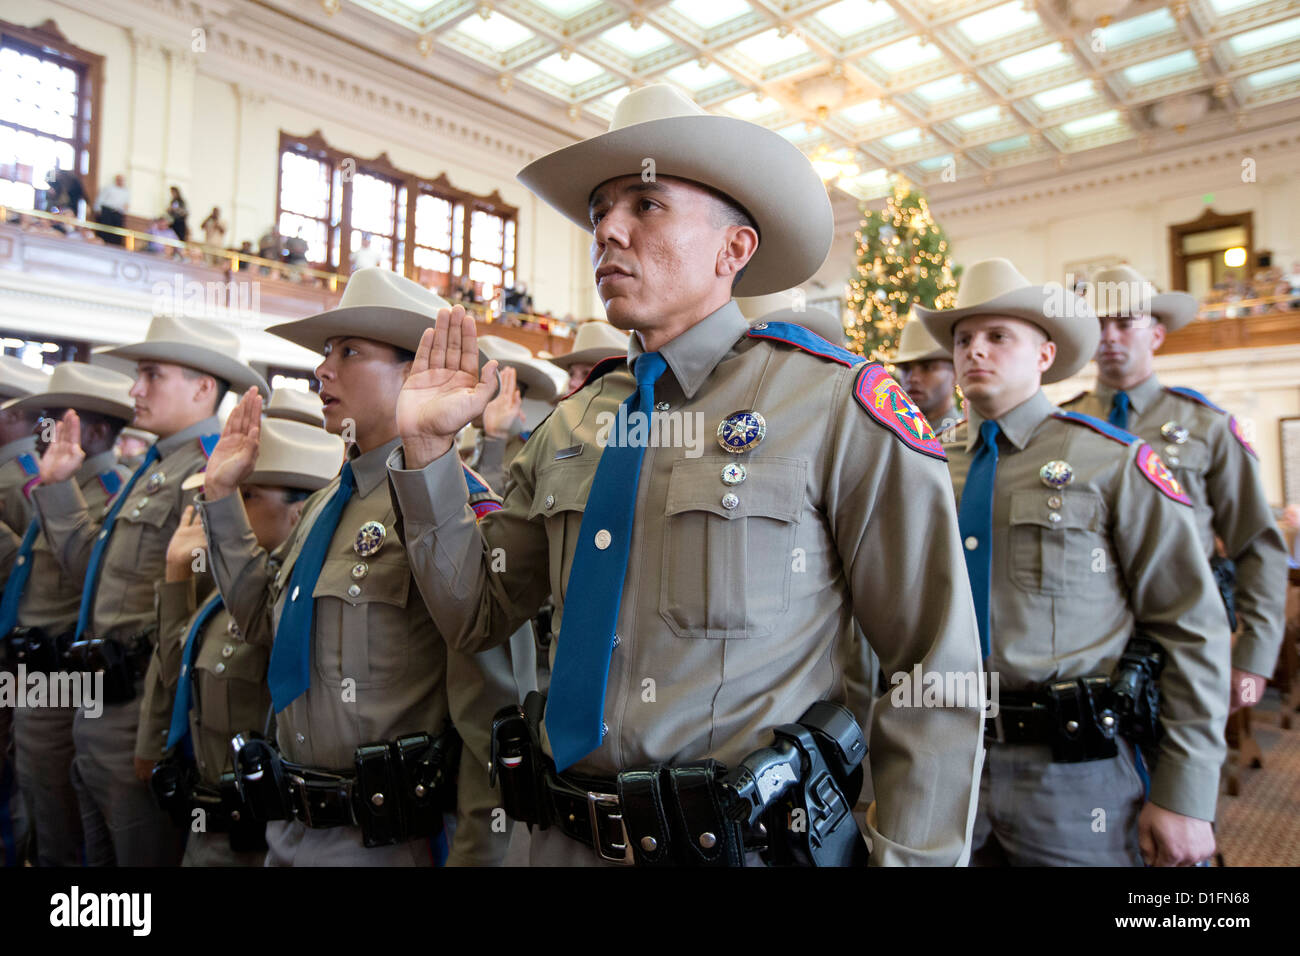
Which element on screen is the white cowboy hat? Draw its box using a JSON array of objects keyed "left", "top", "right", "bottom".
[
  {"left": 265, "top": 388, "right": 325, "bottom": 427},
  {"left": 0, "top": 355, "right": 51, "bottom": 401},
  {"left": 915, "top": 257, "right": 1099, "bottom": 384},
  {"left": 183, "top": 418, "right": 343, "bottom": 493},
  {"left": 477, "top": 335, "right": 567, "bottom": 402},
  {"left": 517, "top": 84, "right": 833, "bottom": 296},
  {"left": 97, "top": 314, "right": 268, "bottom": 395},
  {"left": 889, "top": 317, "right": 952, "bottom": 365},
  {"left": 548, "top": 321, "right": 629, "bottom": 369},
  {"left": 5, "top": 362, "right": 135, "bottom": 420},
  {"left": 1086, "top": 265, "right": 1198, "bottom": 332},
  {"left": 267, "top": 268, "right": 479, "bottom": 361}
]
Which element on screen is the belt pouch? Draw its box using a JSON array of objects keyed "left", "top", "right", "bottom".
[
  {"left": 664, "top": 762, "right": 744, "bottom": 868},
  {"left": 354, "top": 742, "right": 401, "bottom": 847},
  {"left": 615, "top": 768, "right": 672, "bottom": 867}
]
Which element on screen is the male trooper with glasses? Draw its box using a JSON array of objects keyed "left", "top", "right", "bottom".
[
  {"left": 917, "top": 257, "right": 1230, "bottom": 866},
  {"left": 1062, "top": 265, "right": 1287, "bottom": 712},
  {"left": 387, "top": 84, "right": 984, "bottom": 867}
]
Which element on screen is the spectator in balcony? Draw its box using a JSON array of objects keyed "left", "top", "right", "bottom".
[
  {"left": 284, "top": 228, "right": 309, "bottom": 282},
  {"left": 167, "top": 186, "right": 190, "bottom": 243},
  {"left": 94, "top": 174, "right": 130, "bottom": 246},
  {"left": 44, "top": 169, "right": 86, "bottom": 233},
  {"left": 145, "top": 216, "right": 176, "bottom": 254},
  {"left": 351, "top": 232, "right": 381, "bottom": 271},
  {"left": 257, "top": 227, "right": 283, "bottom": 276},
  {"left": 200, "top": 207, "right": 227, "bottom": 266}
]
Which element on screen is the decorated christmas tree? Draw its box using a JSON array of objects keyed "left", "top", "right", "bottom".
[{"left": 847, "top": 179, "right": 960, "bottom": 361}]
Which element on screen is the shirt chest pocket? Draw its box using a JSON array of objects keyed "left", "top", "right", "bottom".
[
  {"left": 311, "top": 551, "right": 413, "bottom": 688},
  {"left": 112, "top": 491, "right": 176, "bottom": 584},
  {"left": 1161, "top": 438, "right": 1209, "bottom": 483},
  {"left": 1008, "top": 490, "right": 1109, "bottom": 596},
  {"left": 529, "top": 458, "right": 600, "bottom": 606},
  {"left": 659, "top": 457, "right": 805, "bottom": 640},
  {"left": 194, "top": 627, "right": 270, "bottom": 736}
]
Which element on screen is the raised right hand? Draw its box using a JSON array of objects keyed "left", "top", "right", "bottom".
[
  {"left": 204, "top": 388, "right": 262, "bottom": 501},
  {"left": 397, "top": 307, "right": 500, "bottom": 468},
  {"left": 38, "top": 410, "right": 85, "bottom": 485},
  {"left": 482, "top": 365, "right": 521, "bottom": 439}
]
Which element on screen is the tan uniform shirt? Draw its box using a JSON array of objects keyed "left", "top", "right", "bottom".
[
  {"left": 195, "top": 438, "right": 519, "bottom": 866},
  {"left": 945, "top": 390, "right": 1229, "bottom": 821},
  {"left": 15, "top": 452, "right": 129, "bottom": 633},
  {"left": 31, "top": 417, "right": 220, "bottom": 642},
  {"left": 389, "top": 301, "right": 986, "bottom": 866},
  {"left": 0, "top": 435, "right": 39, "bottom": 539},
  {"left": 1063, "top": 375, "right": 1287, "bottom": 676},
  {"left": 138, "top": 579, "right": 269, "bottom": 786}
]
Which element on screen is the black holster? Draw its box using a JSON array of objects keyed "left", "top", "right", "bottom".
[
  {"left": 3, "top": 627, "right": 74, "bottom": 673},
  {"left": 151, "top": 752, "right": 268, "bottom": 853},
  {"left": 66, "top": 633, "right": 151, "bottom": 704},
  {"left": 1044, "top": 676, "right": 1118, "bottom": 763},
  {"left": 1109, "top": 635, "right": 1165, "bottom": 750}
]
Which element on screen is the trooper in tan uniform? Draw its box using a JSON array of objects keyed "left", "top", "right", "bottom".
[
  {"left": 138, "top": 417, "right": 343, "bottom": 866},
  {"left": 470, "top": 337, "right": 566, "bottom": 493},
  {"left": 196, "top": 268, "right": 527, "bottom": 866},
  {"left": 0, "top": 356, "right": 48, "bottom": 864},
  {"left": 388, "top": 84, "right": 984, "bottom": 867},
  {"left": 546, "top": 321, "right": 630, "bottom": 396},
  {"left": 32, "top": 315, "right": 267, "bottom": 866},
  {"left": 889, "top": 317, "right": 961, "bottom": 436},
  {"left": 916, "top": 257, "right": 1230, "bottom": 866},
  {"left": 1, "top": 364, "right": 134, "bottom": 866},
  {"left": 1062, "top": 265, "right": 1287, "bottom": 710}
]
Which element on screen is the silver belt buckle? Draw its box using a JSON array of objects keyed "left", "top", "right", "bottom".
[{"left": 586, "top": 791, "right": 634, "bottom": 865}]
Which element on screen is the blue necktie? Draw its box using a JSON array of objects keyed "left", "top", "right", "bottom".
[
  {"left": 165, "top": 591, "right": 225, "bottom": 751},
  {"left": 1109, "top": 391, "right": 1130, "bottom": 430},
  {"left": 268, "top": 462, "right": 355, "bottom": 712},
  {"left": 75, "top": 445, "right": 161, "bottom": 639},
  {"left": 547, "top": 352, "right": 668, "bottom": 771},
  {"left": 958, "top": 421, "right": 1001, "bottom": 658},
  {"left": 0, "top": 521, "right": 40, "bottom": 636}
]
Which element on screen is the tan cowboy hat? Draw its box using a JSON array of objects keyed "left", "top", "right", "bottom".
[
  {"left": 182, "top": 418, "right": 343, "bottom": 492},
  {"left": 517, "top": 84, "right": 833, "bottom": 296},
  {"left": 477, "top": 335, "right": 567, "bottom": 402},
  {"left": 0, "top": 355, "right": 50, "bottom": 401},
  {"left": 915, "top": 257, "right": 1099, "bottom": 384},
  {"left": 5, "top": 362, "right": 134, "bottom": 420},
  {"left": 97, "top": 314, "right": 268, "bottom": 395},
  {"left": 267, "top": 268, "right": 480, "bottom": 361},
  {"left": 889, "top": 318, "right": 952, "bottom": 365},
  {"left": 548, "top": 321, "right": 629, "bottom": 369},
  {"left": 265, "top": 388, "right": 325, "bottom": 427},
  {"left": 1086, "top": 265, "right": 1198, "bottom": 332}
]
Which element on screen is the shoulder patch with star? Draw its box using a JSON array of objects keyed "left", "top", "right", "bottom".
[
  {"left": 1136, "top": 442, "right": 1192, "bottom": 505},
  {"left": 462, "top": 464, "right": 503, "bottom": 520},
  {"left": 1052, "top": 410, "right": 1139, "bottom": 446},
  {"left": 852, "top": 363, "right": 946, "bottom": 460}
]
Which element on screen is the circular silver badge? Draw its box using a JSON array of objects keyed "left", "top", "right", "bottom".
[
  {"left": 717, "top": 410, "right": 766, "bottom": 455},
  {"left": 353, "top": 521, "right": 387, "bottom": 557},
  {"left": 1160, "top": 421, "right": 1189, "bottom": 445},
  {"left": 1039, "top": 460, "right": 1074, "bottom": 489}
]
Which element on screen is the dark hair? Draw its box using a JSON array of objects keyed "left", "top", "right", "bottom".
[{"left": 705, "top": 187, "right": 759, "bottom": 291}]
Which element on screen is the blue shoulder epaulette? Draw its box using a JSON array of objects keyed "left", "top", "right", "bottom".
[
  {"left": 1052, "top": 410, "right": 1139, "bottom": 445},
  {"left": 1167, "top": 386, "right": 1226, "bottom": 415},
  {"left": 563, "top": 354, "right": 626, "bottom": 400},
  {"left": 746, "top": 321, "right": 865, "bottom": 368},
  {"left": 199, "top": 434, "right": 220, "bottom": 458},
  {"left": 519, "top": 429, "right": 532, "bottom": 443},
  {"left": 16, "top": 452, "right": 38, "bottom": 476}
]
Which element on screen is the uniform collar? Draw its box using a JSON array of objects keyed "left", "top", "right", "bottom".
[
  {"left": 0, "top": 434, "right": 37, "bottom": 466},
  {"left": 967, "top": 389, "right": 1055, "bottom": 452},
  {"left": 926, "top": 401, "right": 961, "bottom": 433},
  {"left": 1091, "top": 373, "right": 1162, "bottom": 415},
  {"left": 348, "top": 436, "right": 402, "bottom": 497},
  {"left": 155, "top": 416, "right": 220, "bottom": 458},
  {"left": 77, "top": 450, "right": 119, "bottom": 485},
  {"left": 625, "top": 301, "right": 749, "bottom": 400}
]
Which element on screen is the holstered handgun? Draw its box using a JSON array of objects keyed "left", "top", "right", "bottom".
[
  {"left": 230, "top": 731, "right": 292, "bottom": 822},
  {"left": 1109, "top": 636, "right": 1165, "bottom": 750},
  {"left": 150, "top": 752, "right": 197, "bottom": 828},
  {"left": 4, "top": 627, "right": 73, "bottom": 673}
]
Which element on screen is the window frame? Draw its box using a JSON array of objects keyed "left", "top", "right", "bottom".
[{"left": 0, "top": 18, "right": 103, "bottom": 213}]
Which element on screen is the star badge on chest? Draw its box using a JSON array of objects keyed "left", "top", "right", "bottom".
[
  {"left": 717, "top": 410, "right": 766, "bottom": 454},
  {"left": 353, "top": 521, "right": 386, "bottom": 557},
  {"left": 1039, "top": 460, "right": 1074, "bottom": 489}
]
